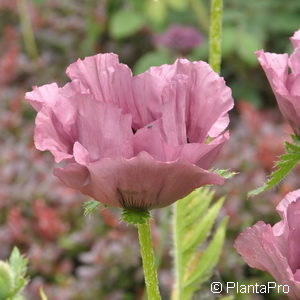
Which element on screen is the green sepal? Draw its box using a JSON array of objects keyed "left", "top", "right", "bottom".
[{"left": 122, "top": 209, "right": 150, "bottom": 225}]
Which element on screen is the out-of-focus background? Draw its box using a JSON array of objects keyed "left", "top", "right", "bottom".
[{"left": 0, "top": 0, "right": 300, "bottom": 299}]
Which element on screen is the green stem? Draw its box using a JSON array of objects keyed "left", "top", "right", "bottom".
[
  {"left": 17, "top": 0, "right": 38, "bottom": 60},
  {"left": 137, "top": 219, "right": 161, "bottom": 300},
  {"left": 208, "top": 0, "right": 223, "bottom": 73},
  {"left": 172, "top": 203, "right": 182, "bottom": 300}
]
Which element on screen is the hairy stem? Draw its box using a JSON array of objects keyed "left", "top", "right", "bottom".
[
  {"left": 172, "top": 203, "right": 182, "bottom": 300},
  {"left": 209, "top": 0, "right": 223, "bottom": 73},
  {"left": 137, "top": 220, "right": 161, "bottom": 300}
]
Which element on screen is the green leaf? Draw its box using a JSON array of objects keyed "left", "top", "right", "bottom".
[
  {"left": 83, "top": 200, "right": 101, "bottom": 216},
  {"left": 9, "top": 247, "right": 28, "bottom": 296},
  {"left": 110, "top": 10, "right": 145, "bottom": 39},
  {"left": 0, "top": 261, "right": 14, "bottom": 299},
  {"left": 9, "top": 248, "right": 27, "bottom": 279},
  {"left": 133, "top": 50, "right": 170, "bottom": 74},
  {"left": 213, "top": 169, "right": 238, "bottom": 179},
  {"left": 249, "top": 140, "right": 300, "bottom": 196},
  {"left": 172, "top": 187, "right": 228, "bottom": 300},
  {"left": 182, "top": 197, "right": 224, "bottom": 252},
  {"left": 183, "top": 217, "right": 228, "bottom": 288}
]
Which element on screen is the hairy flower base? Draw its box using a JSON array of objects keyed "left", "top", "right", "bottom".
[{"left": 121, "top": 208, "right": 150, "bottom": 225}]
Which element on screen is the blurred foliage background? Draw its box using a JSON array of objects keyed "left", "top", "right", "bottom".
[{"left": 0, "top": 0, "right": 300, "bottom": 299}]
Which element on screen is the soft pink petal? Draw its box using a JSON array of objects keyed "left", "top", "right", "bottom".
[
  {"left": 289, "top": 47, "right": 300, "bottom": 75},
  {"left": 72, "top": 96, "right": 134, "bottom": 161},
  {"left": 290, "top": 29, "right": 300, "bottom": 48},
  {"left": 66, "top": 53, "right": 141, "bottom": 126},
  {"left": 256, "top": 50, "right": 300, "bottom": 133},
  {"left": 34, "top": 106, "right": 74, "bottom": 162},
  {"left": 53, "top": 163, "right": 93, "bottom": 197},
  {"left": 25, "top": 83, "right": 59, "bottom": 111},
  {"left": 256, "top": 50, "right": 289, "bottom": 97},
  {"left": 175, "top": 131, "right": 229, "bottom": 168},
  {"left": 287, "top": 199, "right": 300, "bottom": 273},
  {"left": 294, "top": 270, "right": 300, "bottom": 282},
  {"left": 133, "top": 120, "right": 174, "bottom": 161},
  {"left": 235, "top": 221, "right": 300, "bottom": 299},
  {"left": 73, "top": 142, "right": 91, "bottom": 165},
  {"left": 273, "top": 190, "right": 300, "bottom": 256},
  {"left": 185, "top": 61, "right": 233, "bottom": 142},
  {"left": 133, "top": 59, "right": 233, "bottom": 141},
  {"left": 208, "top": 114, "right": 230, "bottom": 138},
  {"left": 83, "top": 152, "right": 224, "bottom": 209}
]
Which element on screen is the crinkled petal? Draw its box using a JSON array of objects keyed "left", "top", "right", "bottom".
[
  {"left": 235, "top": 221, "right": 300, "bottom": 299},
  {"left": 290, "top": 29, "right": 300, "bottom": 48},
  {"left": 287, "top": 199, "right": 300, "bottom": 273},
  {"left": 175, "top": 131, "right": 229, "bottom": 168},
  {"left": 82, "top": 152, "right": 224, "bottom": 209},
  {"left": 27, "top": 82, "right": 134, "bottom": 163},
  {"left": 256, "top": 50, "right": 300, "bottom": 132},
  {"left": 66, "top": 53, "right": 141, "bottom": 126},
  {"left": 34, "top": 106, "right": 74, "bottom": 162},
  {"left": 72, "top": 96, "right": 134, "bottom": 161},
  {"left": 133, "top": 120, "right": 174, "bottom": 161},
  {"left": 289, "top": 47, "right": 300, "bottom": 75},
  {"left": 133, "top": 59, "right": 233, "bottom": 141},
  {"left": 25, "top": 83, "right": 59, "bottom": 111},
  {"left": 256, "top": 50, "right": 289, "bottom": 97},
  {"left": 54, "top": 163, "right": 93, "bottom": 197},
  {"left": 273, "top": 190, "right": 300, "bottom": 257},
  {"left": 208, "top": 114, "right": 230, "bottom": 138}
]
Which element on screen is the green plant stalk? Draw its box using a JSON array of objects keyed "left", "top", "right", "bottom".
[
  {"left": 17, "top": 0, "right": 38, "bottom": 60},
  {"left": 137, "top": 220, "right": 161, "bottom": 300},
  {"left": 208, "top": 0, "right": 223, "bottom": 73},
  {"left": 172, "top": 203, "right": 182, "bottom": 300}
]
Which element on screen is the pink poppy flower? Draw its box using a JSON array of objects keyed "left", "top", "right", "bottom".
[
  {"left": 25, "top": 53, "right": 233, "bottom": 210},
  {"left": 256, "top": 29, "right": 300, "bottom": 136},
  {"left": 235, "top": 190, "right": 300, "bottom": 299}
]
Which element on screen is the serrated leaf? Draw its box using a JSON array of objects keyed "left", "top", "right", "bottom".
[
  {"left": 9, "top": 248, "right": 27, "bottom": 279},
  {"left": 83, "top": 200, "right": 101, "bottom": 216},
  {"left": 0, "top": 261, "right": 14, "bottom": 299},
  {"left": 9, "top": 247, "right": 28, "bottom": 295},
  {"left": 182, "top": 197, "right": 224, "bottom": 252},
  {"left": 249, "top": 142, "right": 300, "bottom": 196},
  {"left": 183, "top": 217, "right": 228, "bottom": 288},
  {"left": 213, "top": 169, "right": 238, "bottom": 179},
  {"left": 110, "top": 10, "right": 145, "bottom": 39},
  {"left": 172, "top": 187, "right": 227, "bottom": 300},
  {"left": 291, "top": 134, "right": 300, "bottom": 145},
  {"left": 177, "top": 187, "right": 214, "bottom": 225}
]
